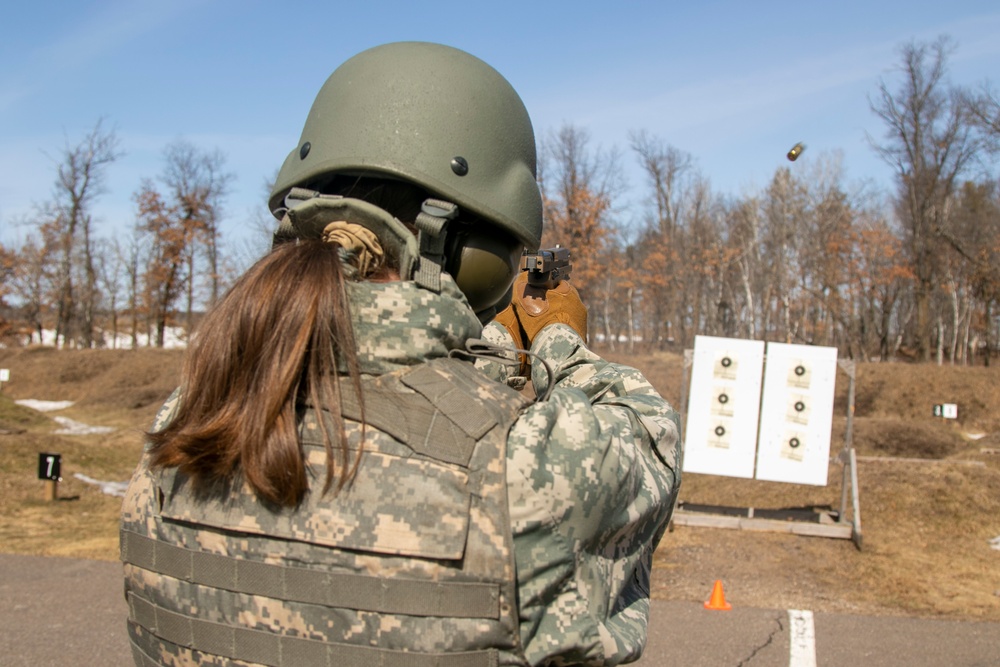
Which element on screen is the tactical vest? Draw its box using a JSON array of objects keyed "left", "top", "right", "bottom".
[{"left": 121, "top": 357, "right": 531, "bottom": 666}]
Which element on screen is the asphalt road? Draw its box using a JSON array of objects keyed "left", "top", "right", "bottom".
[{"left": 2, "top": 553, "right": 998, "bottom": 666}]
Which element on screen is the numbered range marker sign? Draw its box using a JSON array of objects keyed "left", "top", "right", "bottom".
[
  {"left": 38, "top": 453, "right": 61, "bottom": 481},
  {"left": 933, "top": 403, "right": 958, "bottom": 419}
]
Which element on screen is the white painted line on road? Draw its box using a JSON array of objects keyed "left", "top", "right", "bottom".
[{"left": 788, "top": 609, "right": 816, "bottom": 667}]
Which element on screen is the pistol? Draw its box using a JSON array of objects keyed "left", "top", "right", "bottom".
[{"left": 520, "top": 246, "right": 572, "bottom": 289}]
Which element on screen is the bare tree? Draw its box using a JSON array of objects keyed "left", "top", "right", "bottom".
[
  {"left": 796, "top": 156, "right": 859, "bottom": 349},
  {"left": 95, "top": 237, "right": 128, "bottom": 348},
  {"left": 228, "top": 171, "right": 280, "bottom": 276},
  {"left": 726, "top": 196, "right": 765, "bottom": 340},
  {"left": 630, "top": 132, "right": 695, "bottom": 347},
  {"left": 965, "top": 83, "right": 1000, "bottom": 139},
  {"left": 539, "top": 125, "right": 620, "bottom": 336},
  {"left": 853, "top": 208, "right": 912, "bottom": 361},
  {"left": 948, "top": 180, "right": 1000, "bottom": 364},
  {"left": 123, "top": 226, "right": 144, "bottom": 350},
  {"left": 135, "top": 181, "right": 187, "bottom": 347},
  {"left": 869, "top": 37, "right": 986, "bottom": 360},
  {"left": 0, "top": 242, "right": 18, "bottom": 342},
  {"left": 49, "top": 118, "right": 122, "bottom": 348},
  {"left": 132, "top": 141, "right": 232, "bottom": 346},
  {"left": 0, "top": 243, "right": 13, "bottom": 307},
  {"left": 161, "top": 140, "right": 232, "bottom": 312},
  {"left": 630, "top": 130, "right": 692, "bottom": 239},
  {"left": 680, "top": 178, "right": 728, "bottom": 347},
  {"left": 5, "top": 223, "right": 60, "bottom": 344},
  {"left": 761, "top": 167, "right": 809, "bottom": 343}
]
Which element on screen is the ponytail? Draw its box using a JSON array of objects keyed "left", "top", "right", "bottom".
[{"left": 148, "top": 240, "right": 363, "bottom": 507}]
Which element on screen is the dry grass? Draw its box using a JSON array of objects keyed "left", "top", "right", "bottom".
[
  {"left": 602, "top": 347, "right": 1000, "bottom": 621},
  {"left": 1, "top": 345, "right": 999, "bottom": 620},
  {"left": 0, "top": 347, "right": 182, "bottom": 561}
]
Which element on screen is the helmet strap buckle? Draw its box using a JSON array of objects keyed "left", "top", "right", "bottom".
[{"left": 414, "top": 199, "right": 458, "bottom": 292}]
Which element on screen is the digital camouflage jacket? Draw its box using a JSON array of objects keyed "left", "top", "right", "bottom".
[
  {"left": 477, "top": 321, "right": 681, "bottom": 665},
  {"left": 121, "top": 275, "right": 681, "bottom": 666}
]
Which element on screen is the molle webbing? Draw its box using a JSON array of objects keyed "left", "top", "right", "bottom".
[
  {"left": 121, "top": 529, "right": 500, "bottom": 618},
  {"left": 126, "top": 597, "right": 498, "bottom": 667},
  {"left": 335, "top": 387, "right": 477, "bottom": 467},
  {"left": 334, "top": 361, "right": 504, "bottom": 467},
  {"left": 124, "top": 357, "right": 529, "bottom": 666},
  {"left": 401, "top": 362, "right": 499, "bottom": 439}
]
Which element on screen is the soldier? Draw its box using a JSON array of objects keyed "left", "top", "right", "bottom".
[{"left": 120, "top": 42, "right": 682, "bottom": 666}]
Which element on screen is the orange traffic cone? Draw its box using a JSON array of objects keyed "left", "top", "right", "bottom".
[{"left": 704, "top": 580, "right": 732, "bottom": 610}]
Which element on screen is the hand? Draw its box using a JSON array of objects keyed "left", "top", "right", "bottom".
[
  {"left": 506, "top": 271, "right": 588, "bottom": 345},
  {"left": 493, "top": 299, "right": 526, "bottom": 352}
]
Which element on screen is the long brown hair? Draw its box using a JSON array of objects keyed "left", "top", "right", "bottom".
[{"left": 147, "top": 239, "right": 363, "bottom": 507}]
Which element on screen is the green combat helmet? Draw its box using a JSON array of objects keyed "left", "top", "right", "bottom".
[{"left": 269, "top": 41, "right": 543, "bottom": 320}]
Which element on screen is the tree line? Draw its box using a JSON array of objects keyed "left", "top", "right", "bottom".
[
  {"left": 540, "top": 37, "right": 999, "bottom": 364},
  {"left": 0, "top": 127, "right": 238, "bottom": 349},
  {"left": 1, "top": 36, "right": 998, "bottom": 364}
]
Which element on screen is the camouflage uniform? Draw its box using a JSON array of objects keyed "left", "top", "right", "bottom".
[
  {"left": 477, "top": 320, "right": 680, "bottom": 665},
  {"left": 121, "top": 276, "right": 681, "bottom": 667}
]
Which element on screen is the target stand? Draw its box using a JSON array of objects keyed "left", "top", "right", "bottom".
[{"left": 672, "top": 344, "right": 862, "bottom": 550}]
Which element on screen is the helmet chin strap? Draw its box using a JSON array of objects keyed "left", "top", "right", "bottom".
[
  {"left": 415, "top": 199, "right": 518, "bottom": 324},
  {"left": 413, "top": 199, "right": 458, "bottom": 293}
]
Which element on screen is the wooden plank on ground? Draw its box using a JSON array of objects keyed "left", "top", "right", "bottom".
[{"left": 672, "top": 509, "right": 854, "bottom": 540}]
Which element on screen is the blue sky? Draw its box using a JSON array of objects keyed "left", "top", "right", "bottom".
[{"left": 2, "top": 0, "right": 998, "bottom": 257}]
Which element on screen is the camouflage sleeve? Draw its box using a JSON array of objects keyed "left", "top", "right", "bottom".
[
  {"left": 476, "top": 321, "right": 518, "bottom": 385},
  {"left": 507, "top": 324, "right": 682, "bottom": 666}
]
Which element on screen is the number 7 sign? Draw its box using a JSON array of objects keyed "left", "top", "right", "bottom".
[{"left": 38, "top": 453, "right": 61, "bottom": 481}]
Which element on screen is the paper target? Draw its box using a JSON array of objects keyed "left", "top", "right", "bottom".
[
  {"left": 780, "top": 430, "right": 807, "bottom": 462},
  {"left": 754, "top": 343, "right": 837, "bottom": 485},
  {"left": 707, "top": 420, "right": 734, "bottom": 449},
  {"left": 785, "top": 393, "right": 811, "bottom": 425},
  {"left": 683, "top": 336, "right": 765, "bottom": 478}
]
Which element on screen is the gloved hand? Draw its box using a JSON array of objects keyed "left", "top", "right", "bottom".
[
  {"left": 515, "top": 271, "right": 588, "bottom": 343},
  {"left": 494, "top": 272, "right": 588, "bottom": 351},
  {"left": 493, "top": 299, "right": 527, "bottom": 352}
]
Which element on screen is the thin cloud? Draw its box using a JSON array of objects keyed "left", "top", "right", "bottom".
[
  {"left": 598, "top": 40, "right": 898, "bottom": 137},
  {"left": 558, "top": 10, "right": 1000, "bottom": 150},
  {"left": 0, "top": 0, "right": 204, "bottom": 113}
]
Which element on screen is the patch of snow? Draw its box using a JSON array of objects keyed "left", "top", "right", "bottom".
[
  {"left": 73, "top": 473, "right": 129, "bottom": 498},
  {"left": 965, "top": 433, "right": 987, "bottom": 440},
  {"left": 989, "top": 536, "right": 1000, "bottom": 551},
  {"left": 15, "top": 399, "right": 75, "bottom": 412},
  {"left": 53, "top": 416, "right": 115, "bottom": 435},
  {"left": 3, "top": 326, "right": 189, "bottom": 349}
]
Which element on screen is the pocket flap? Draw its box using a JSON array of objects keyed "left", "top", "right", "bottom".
[{"left": 159, "top": 450, "right": 470, "bottom": 560}]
